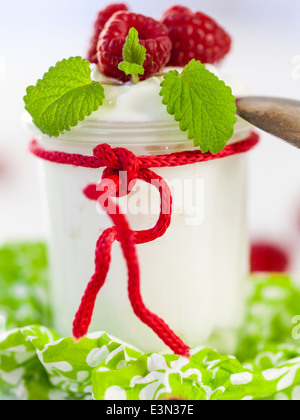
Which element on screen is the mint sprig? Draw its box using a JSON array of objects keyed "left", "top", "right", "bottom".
[
  {"left": 160, "top": 60, "right": 237, "bottom": 154},
  {"left": 118, "top": 27, "right": 146, "bottom": 83},
  {"left": 24, "top": 57, "right": 105, "bottom": 137}
]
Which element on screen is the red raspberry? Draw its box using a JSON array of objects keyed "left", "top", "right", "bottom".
[
  {"left": 161, "top": 5, "right": 231, "bottom": 66},
  {"left": 97, "top": 11, "right": 172, "bottom": 82},
  {"left": 250, "top": 242, "right": 290, "bottom": 273},
  {"left": 87, "top": 3, "right": 129, "bottom": 64},
  {"left": 161, "top": 5, "right": 193, "bottom": 18}
]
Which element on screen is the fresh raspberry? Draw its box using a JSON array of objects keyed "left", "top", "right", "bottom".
[
  {"left": 87, "top": 3, "right": 129, "bottom": 64},
  {"left": 97, "top": 11, "right": 172, "bottom": 82},
  {"left": 161, "top": 5, "right": 231, "bottom": 66},
  {"left": 250, "top": 242, "right": 290, "bottom": 273},
  {"left": 161, "top": 5, "right": 193, "bottom": 18}
]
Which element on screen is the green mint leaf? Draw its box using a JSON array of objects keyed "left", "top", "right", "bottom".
[
  {"left": 118, "top": 27, "right": 146, "bottom": 80},
  {"left": 24, "top": 57, "right": 105, "bottom": 137},
  {"left": 160, "top": 59, "right": 237, "bottom": 154},
  {"left": 118, "top": 61, "right": 144, "bottom": 77}
]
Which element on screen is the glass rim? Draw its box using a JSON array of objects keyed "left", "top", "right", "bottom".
[{"left": 24, "top": 112, "right": 251, "bottom": 150}]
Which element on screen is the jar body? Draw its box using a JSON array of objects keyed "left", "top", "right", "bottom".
[{"left": 36, "top": 123, "right": 250, "bottom": 353}]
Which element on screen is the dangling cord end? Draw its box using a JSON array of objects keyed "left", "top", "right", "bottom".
[
  {"left": 72, "top": 227, "right": 117, "bottom": 340},
  {"left": 109, "top": 201, "right": 191, "bottom": 358}
]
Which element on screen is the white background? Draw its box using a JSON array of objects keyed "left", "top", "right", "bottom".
[{"left": 0, "top": 0, "right": 300, "bottom": 271}]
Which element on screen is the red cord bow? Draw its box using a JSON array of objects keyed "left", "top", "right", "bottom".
[{"left": 73, "top": 144, "right": 190, "bottom": 357}]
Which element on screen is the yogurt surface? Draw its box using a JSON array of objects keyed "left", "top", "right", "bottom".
[{"left": 89, "top": 63, "right": 249, "bottom": 123}]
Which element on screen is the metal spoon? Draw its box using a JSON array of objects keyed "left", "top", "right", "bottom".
[{"left": 235, "top": 96, "right": 300, "bottom": 149}]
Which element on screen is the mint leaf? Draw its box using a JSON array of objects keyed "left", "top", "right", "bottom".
[
  {"left": 24, "top": 57, "right": 105, "bottom": 137},
  {"left": 118, "top": 27, "right": 146, "bottom": 82},
  {"left": 160, "top": 59, "right": 237, "bottom": 154}
]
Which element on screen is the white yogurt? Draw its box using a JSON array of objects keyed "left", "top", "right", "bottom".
[
  {"left": 87, "top": 64, "right": 249, "bottom": 124},
  {"left": 30, "top": 65, "right": 252, "bottom": 354}
]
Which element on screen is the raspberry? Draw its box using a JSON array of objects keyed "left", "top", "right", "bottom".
[
  {"left": 161, "top": 5, "right": 231, "bottom": 66},
  {"left": 87, "top": 3, "right": 129, "bottom": 64},
  {"left": 97, "top": 11, "right": 172, "bottom": 81},
  {"left": 250, "top": 242, "right": 290, "bottom": 273},
  {"left": 161, "top": 5, "right": 193, "bottom": 18}
]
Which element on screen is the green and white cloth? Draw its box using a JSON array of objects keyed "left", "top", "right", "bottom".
[{"left": 1, "top": 243, "right": 300, "bottom": 400}]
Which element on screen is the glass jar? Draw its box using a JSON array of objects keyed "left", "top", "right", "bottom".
[{"left": 31, "top": 116, "right": 251, "bottom": 354}]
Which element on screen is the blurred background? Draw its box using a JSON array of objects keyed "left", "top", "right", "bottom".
[{"left": 0, "top": 0, "right": 300, "bottom": 276}]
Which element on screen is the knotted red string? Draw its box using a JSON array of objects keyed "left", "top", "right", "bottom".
[{"left": 30, "top": 131, "right": 259, "bottom": 357}]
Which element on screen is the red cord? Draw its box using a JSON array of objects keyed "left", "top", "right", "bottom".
[{"left": 30, "top": 132, "right": 259, "bottom": 356}]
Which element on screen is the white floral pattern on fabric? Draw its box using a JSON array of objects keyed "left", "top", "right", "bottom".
[
  {"left": 1, "top": 324, "right": 300, "bottom": 400},
  {"left": 1, "top": 244, "right": 300, "bottom": 400}
]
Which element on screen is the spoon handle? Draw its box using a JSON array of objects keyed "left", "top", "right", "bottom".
[{"left": 236, "top": 96, "right": 300, "bottom": 149}]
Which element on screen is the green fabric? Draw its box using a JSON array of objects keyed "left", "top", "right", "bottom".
[
  {"left": 1, "top": 243, "right": 300, "bottom": 400},
  {"left": 0, "top": 243, "right": 51, "bottom": 330}
]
